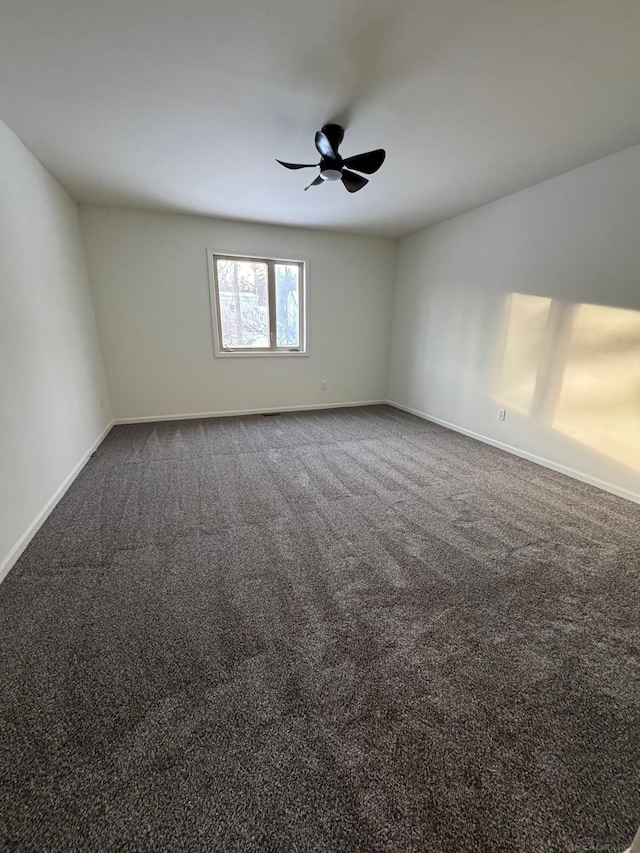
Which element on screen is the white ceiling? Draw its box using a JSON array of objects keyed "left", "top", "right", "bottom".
[{"left": 1, "top": 0, "right": 640, "bottom": 237}]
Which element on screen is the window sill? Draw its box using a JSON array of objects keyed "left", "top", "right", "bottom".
[{"left": 214, "top": 350, "right": 309, "bottom": 358}]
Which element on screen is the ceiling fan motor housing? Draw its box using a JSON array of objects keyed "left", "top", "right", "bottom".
[{"left": 320, "top": 157, "right": 343, "bottom": 181}]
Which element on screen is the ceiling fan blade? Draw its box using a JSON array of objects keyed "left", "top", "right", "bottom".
[
  {"left": 341, "top": 169, "right": 369, "bottom": 193},
  {"left": 276, "top": 160, "right": 318, "bottom": 170},
  {"left": 342, "top": 149, "right": 386, "bottom": 174},
  {"left": 315, "top": 130, "right": 337, "bottom": 159},
  {"left": 320, "top": 124, "right": 344, "bottom": 154},
  {"left": 304, "top": 175, "right": 324, "bottom": 191}
]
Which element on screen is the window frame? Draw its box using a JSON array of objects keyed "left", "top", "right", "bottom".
[{"left": 207, "top": 249, "right": 308, "bottom": 358}]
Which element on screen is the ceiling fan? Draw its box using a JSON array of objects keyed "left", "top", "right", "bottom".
[{"left": 277, "top": 124, "right": 386, "bottom": 192}]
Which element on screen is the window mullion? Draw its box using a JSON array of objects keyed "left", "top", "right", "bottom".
[
  {"left": 267, "top": 260, "right": 277, "bottom": 350},
  {"left": 297, "top": 262, "right": 304, "bottom": 351}
]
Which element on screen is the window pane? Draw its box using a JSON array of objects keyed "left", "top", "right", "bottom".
[
  {"left": 216, "top": 260, "right": 269, "bottom": 348},
  {"left": 275, "top": 264, "right": 300, "bottom": 348}
]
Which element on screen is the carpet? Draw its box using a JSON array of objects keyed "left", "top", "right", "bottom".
[{"left": 1, "top": 405, "right": 639, "bottom": 852}]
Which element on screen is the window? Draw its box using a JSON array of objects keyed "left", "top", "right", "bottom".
[{"left": 208, "top": 252, "right": 307, "bottom": 356}]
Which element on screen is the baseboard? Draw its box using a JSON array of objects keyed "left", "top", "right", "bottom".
[
  {"left": 0, "top": 420, "right": 115, "bottom": 585},
  {"left": 112, "top": 399, "right": 386, "bottom": 424},
  {"left": 386, "top": 400, "right": 640, "bottom": 506}
]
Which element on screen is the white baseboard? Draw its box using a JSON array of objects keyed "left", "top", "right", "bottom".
[
  {"left": 0, "top": 420, "right": 115, "bottom": 585},
  {"left": 112, "top": 399, "right": 386, "bottom": 424},
  {"left": 386, "top": 400, "right": 640, "bottom": 506}
]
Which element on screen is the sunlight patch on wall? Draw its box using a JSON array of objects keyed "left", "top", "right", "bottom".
[
  {"left": 553, "top": 304, "right": 640, "bottom": 472},
  {"left": 495, "top": 292, "right": 551, "bottom": 414}
]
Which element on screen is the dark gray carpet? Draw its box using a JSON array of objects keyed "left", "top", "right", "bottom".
[{"left": 1, "top": 405, "right": 639, "bottom": 852}]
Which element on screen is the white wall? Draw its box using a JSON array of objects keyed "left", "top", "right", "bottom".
[
  {"left": 80, "top": 207, "right": 396, "bottom": 419},
  {"left": 388, "top": 144, "right": 640, "bottom": 501},
  {"left": 0, "top": 120, "right": 112, "bottom": 577}
]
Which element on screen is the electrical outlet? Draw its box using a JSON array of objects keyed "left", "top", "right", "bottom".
[
  {"left": 321, "top": 380, "right": 327, "bottom": 391},
  {"left": 498, "top": 408, "right": 506, "bottom": 421}
]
